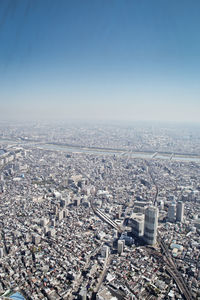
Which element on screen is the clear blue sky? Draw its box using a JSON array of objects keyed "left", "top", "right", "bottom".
[{"left": 0, "top": 0, "right": 200, "bottom": 122}]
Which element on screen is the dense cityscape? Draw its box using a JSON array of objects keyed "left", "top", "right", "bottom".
[
  {"left": 1, "top": 0, "right": 200, "bottom": 299},
  {"left": 0, "top": 122, "right": 199, "bottom": 300}
]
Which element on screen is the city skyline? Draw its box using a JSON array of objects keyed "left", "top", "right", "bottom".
[{"left": 0, "top": 0, "right": 200, "bottom": 123}]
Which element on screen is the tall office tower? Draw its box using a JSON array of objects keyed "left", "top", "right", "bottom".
[
  {"left": 176, "top": 201, "right": 184, "bottom": 222},
  {"left": 0, "top": 248, "right": 4, "bottom": 258},
  {"left": 118, "top": 240, "right": 125, "bottom": 254},
  {"left": 168, "top": 202, "right": 176, "bottom": 222},
  {"left": 101, "top": 245, "right": 109, "bottom": 259},
  {"left": 130, "top": 213, "right": 145, "bottom": 237},
  {"left": 144, "top": 206, "right": 158, "bottom": 245}
]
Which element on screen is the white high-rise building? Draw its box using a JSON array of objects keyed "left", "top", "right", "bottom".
[
  {"left": 176, "top": 201, "right": 184, "bottom": 222},
  {"left": 118, "top": 240, "right": 125, "bottom": 254},
  {"left": 168, "top": 202, "right": 176, "bottom": 222},
  {"left": 101, "top": 245, "right": 109, "bottom": 259},
  {"left": 144, "top": 206, "right": 158, "bottom": 245},
  {"left": 130, "top": 213, "right": 144, "bottom": 237},
  {"left": 0, "top": 248, "right": 4, "bottom": 258}
]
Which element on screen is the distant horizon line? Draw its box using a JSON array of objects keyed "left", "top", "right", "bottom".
[{"left": 0, "top": 118, "right": 199, "bottom": 127}]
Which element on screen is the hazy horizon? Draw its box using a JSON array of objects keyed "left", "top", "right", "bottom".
[{"left": 0, "top": 1, "right": 200, "bottom": 123}]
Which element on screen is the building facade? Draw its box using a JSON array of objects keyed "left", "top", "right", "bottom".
[
  {"left": 144, "top": 206, "right": 158, "bottom": 245},
  {"left": 176, "top": 201, "right": 184, "bottom": 222}
]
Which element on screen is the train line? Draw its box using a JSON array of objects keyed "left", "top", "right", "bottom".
[
  {"left": 77, "top": 166, "right": 193, "bottom": 299},
  {"left": 145, "top": 161, "right": 193, "bottom": 300}
]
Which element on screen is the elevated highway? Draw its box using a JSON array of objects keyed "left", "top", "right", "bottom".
[
  {"left": 75, "top": 167, "right": 123, "bottom": 233},
  {"left": 94, "top": 207, "right": 123, "bottom": 233}
]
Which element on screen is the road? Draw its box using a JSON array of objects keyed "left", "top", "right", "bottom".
[
  {"left": 94, "top": 254, "right": 111, "bottom": 293},
  {"left": 145, "top": 160, "right": 158, "bottom": 206}
]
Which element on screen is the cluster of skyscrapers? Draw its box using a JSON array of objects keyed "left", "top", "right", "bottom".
[
  {"left": 168, "top": 201, "right": 184, "bottom": 223},
  {"left": 129, "top": 201, "right": 184, "bottom": 247},
  {"left": 128, "top": 206, "right": 159, "bottom": 246}
]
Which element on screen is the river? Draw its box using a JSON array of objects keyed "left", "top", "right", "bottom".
[
  {"left": 36, "top": 143, "right": 200, "bottom": 163},
  {"left": 0, "top": 138, "right": 200, "bottom": 163}
]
